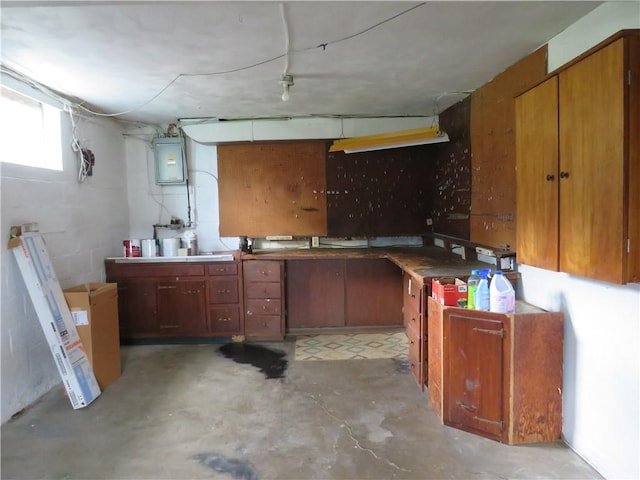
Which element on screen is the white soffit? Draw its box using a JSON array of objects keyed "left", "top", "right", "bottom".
[{"left": 181, "top": 116, "right": 436, "bottom": 144}]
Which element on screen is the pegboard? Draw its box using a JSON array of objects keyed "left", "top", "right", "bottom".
[
  {"left": 431, "top": 97, "right": 472, "bottom": 239},
  {"left": 218, "top": 142, "right": 327, "bottom": 237},
  {"left": 469, "top": 46, "right": 548, "bottom": 250},
  {"left": 326, "top": 145, "right": 437, "bottom": 237}
]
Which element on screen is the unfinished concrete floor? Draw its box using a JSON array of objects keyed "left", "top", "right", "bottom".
[{"left": 1, "top": 341, "right": 602, "bottom": 480}]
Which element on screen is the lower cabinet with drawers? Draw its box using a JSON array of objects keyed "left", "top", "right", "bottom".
[
  {"left": 206, "top": 261, "right": 244, "bottom": 336},
  {"left": 403, "top": 271, "right": 425, "bottom": 387},
  {"left": 105, "top": 259, "right": 243, "bottom": 341},
  {"left": 243, "top": 260, "right": 285, "bottom": 339}
]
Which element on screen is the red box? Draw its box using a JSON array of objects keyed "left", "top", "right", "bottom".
[{"left": 432, "top": 277, "right": 468, "bottom": 306}]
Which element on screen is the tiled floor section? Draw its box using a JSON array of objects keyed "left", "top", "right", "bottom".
[{"left": 295, "top": 332, "right": 408, "bottom": 360}]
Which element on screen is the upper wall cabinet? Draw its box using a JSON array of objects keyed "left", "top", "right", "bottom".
[{"left": 516, "top": 32, "right": 640, "bottom": 284}]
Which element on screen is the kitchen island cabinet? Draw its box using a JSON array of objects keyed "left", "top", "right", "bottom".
[{"left": 428, "top": 297, "right": 563, "bottom": 444}]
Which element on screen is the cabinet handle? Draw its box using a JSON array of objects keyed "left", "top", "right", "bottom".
[
  {"left": 472, "top": 327, "right": 504, "bottom": 338},
  {"left": 560, "top": 171, "right": 570, "bottom": 179},
  {"left": 159, "top": 324, "right": 179, "bottom": 329},
  {"left": 546, "top": 174, "right": 555, "bottom": 181},
  {"left": 457, "top": 401, "right": 478, "bottom": 413},
  {"left": 158, "top": 285, "right": 177, "bottom": 290},
  {"left": 216, "top": 289, "right": 231, "bottom": 294},
  {"left": 218, "top": 317, "right": 232, "bottom": 322},
  {"left": 216, "top": 268, "right": 227, "bottom": 272}
]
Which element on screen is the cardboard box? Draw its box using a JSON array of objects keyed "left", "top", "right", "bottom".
[
  {"left": 9, "top": 233, "right": 101, "bottom": 409},
  {"left": 432, "top": 277, "right": 468, "bottom": 306},
  {"left": 64, "top": 283, "right": 121, "bottom": 390}
]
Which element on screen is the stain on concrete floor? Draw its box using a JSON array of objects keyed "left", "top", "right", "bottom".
[
  {"left": 193, "top": 452, "right": 258, "bottom": 480},
  {"left": 218, "top": 343, "right": 288, "bottom": 379}
]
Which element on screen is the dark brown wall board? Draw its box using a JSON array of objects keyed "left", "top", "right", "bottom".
[
  {"left": 470, "top": 45, "right": 548, "bottom": 250},
  {"left": 432, "top": 97, "right": 472, "bottom": 239},
  {"left": 218, "top": 142, "right": 327, "bottom": 237},
  {"left": 326, "top": 145, "right": 437, "bottom": 237}
]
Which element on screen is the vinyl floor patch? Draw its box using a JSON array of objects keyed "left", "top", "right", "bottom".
[{"left": 294, "top": 332, "right": 408, "bottom": 361}]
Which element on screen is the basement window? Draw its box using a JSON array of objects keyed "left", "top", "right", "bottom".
[{"left": 0, "top": 86, "right": 62, "bottom": 171}]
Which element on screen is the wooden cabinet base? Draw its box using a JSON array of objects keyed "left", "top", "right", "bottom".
[{"left": 428, "top": 297, "right": 564, "bottom": 444}]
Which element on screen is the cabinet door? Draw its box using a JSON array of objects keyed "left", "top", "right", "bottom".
[
  {"left": 345, "top": 259, "right": 402, "bottom": 326},
  {"left": 515, "top": 76, "right": 559, "bottom": 271},
  {"left": 444, "top": 310, "right": 504, "bottom": 441},
  {"left": 116, "top": 279, "right": 158, "bottom": 338},
  {"left": 559, "top": 39, "right": 626, "bottom": 283},
  {"left": 157, "top": 280, "right": 207, "bottom": 335},
  {"left": 286, "top": 259, "right": 345, "bottom": 328}
]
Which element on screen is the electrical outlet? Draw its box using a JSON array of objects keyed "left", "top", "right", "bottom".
[
  {"left": 426, "top": 218, "right": 433, "bottom": 226},
  {"left": 311, "top": 236, "right": 319, "bottom": 247}
]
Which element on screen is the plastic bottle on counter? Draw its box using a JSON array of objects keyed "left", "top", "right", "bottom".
[
  {"left": 466, "top": 269, "right": 481, "bottom": 309},
  {"left": 489, "top": 270, "right": 515, "bottom": 313},
  {"left": 475, "top": 269, "right": 491, "bottom": 311}
]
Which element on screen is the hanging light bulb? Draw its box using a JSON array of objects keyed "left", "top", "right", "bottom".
[{"left": 279, "top": 75, "right": 294, "bottom": 102}]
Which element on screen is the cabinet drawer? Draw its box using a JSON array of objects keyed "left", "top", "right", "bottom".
[
  {"left": 109, "top": 263, "right": 205, "bottom": 278},
  {"left": 245, "top": 315, "right": 282, "bottom": 336},
  {"left": 207, "top": 262, "right": 238, "bottom": 276},
  {"left": 208, "top": 278, "right": 239, "bottom": 304},
  {"left": 246, "top": 299, "right": 282, "bottom": 316},
  {"left": 408, "top": 335, "right": 422, "bottom": 386},
  {"left": 208, "top": 307, "right": 241, "bottom": 333},
  {"left": 244, "top": 260, "right": 281, "bottom": 282},
  {"left": 404, "top": 304, "right": 421, "bottom": 335},
  {"left": 245, "top": 282, "right": 281, "bottom": 299},
  {"left": 404, "top": 273, "right": 422, "bottom": 313}
]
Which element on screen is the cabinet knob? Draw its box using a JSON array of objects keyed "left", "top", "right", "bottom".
[
  {"left": 560, "top": 171, "right": 570, "bottom": 179},
  {"left": 546, "top": 174, "right": 555, "bottom": 181}
]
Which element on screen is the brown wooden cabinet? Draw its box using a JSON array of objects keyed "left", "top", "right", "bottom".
[
  {"left": 516, "top": 32, "right": 640, "bottom": 284},
  {"left": 345, "top": 259, "right": 403, "bottom": 327},
  {"left": 287, "top": 258, "right": 402, "bottom": 331},
  {"left": 157, "top": 279, "right": 206, "bottom": 335},
  {"left": 287, "top": 259, "right": 345, "bottom": 329},
  {"left": 428, "top": 297, "right": 563, "bottom": 444},
  {"left": 105, "top": 259, "right": 243, "bottom": 340},
  {"left": 115, "top": 278, "right": 157, "bottom": 338},
  {"left": 243, "top": 260, "right": 285, "bottom": 339},
  {"left": 206, "top": 262, "right": 243, "bottom": 335}
]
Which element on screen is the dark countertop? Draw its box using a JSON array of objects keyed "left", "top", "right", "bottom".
[{"left": 242, "top": 245, "right": 491, "bottom": 286}]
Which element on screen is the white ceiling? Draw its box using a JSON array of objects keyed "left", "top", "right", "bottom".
[{"left": 1, "top": 1, "right": 602, "bottom": 127}]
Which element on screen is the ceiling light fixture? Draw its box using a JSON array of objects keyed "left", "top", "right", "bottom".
[
  {"left": 279, "top": 74, "right": 294, "bottom": 102},
  {"left": 329, "top": 126, "right": 449, "bottom": 154}
]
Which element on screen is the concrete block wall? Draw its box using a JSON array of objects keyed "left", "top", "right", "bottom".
[{"left": 1, "top": 103, "right": 129, "bottom": 423}]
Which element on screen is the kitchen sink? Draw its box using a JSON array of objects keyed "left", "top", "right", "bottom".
[{"left": 111, "top": 253, "right": 235, "bottom": 263}]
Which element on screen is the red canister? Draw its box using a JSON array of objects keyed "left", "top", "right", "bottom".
[{"left": 123, "top": 239, "right": 141, "bottom": 257}]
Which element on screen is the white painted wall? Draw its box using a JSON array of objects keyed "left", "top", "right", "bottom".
[
  {"left": 529, "top": 4, "right": 640, "bottom": 479},
  {"left": 124, "top": 131, "right": 239, "bottom": 253},
  {"left": 0, "top": 86, "right": 129, "bottom": 423}
]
